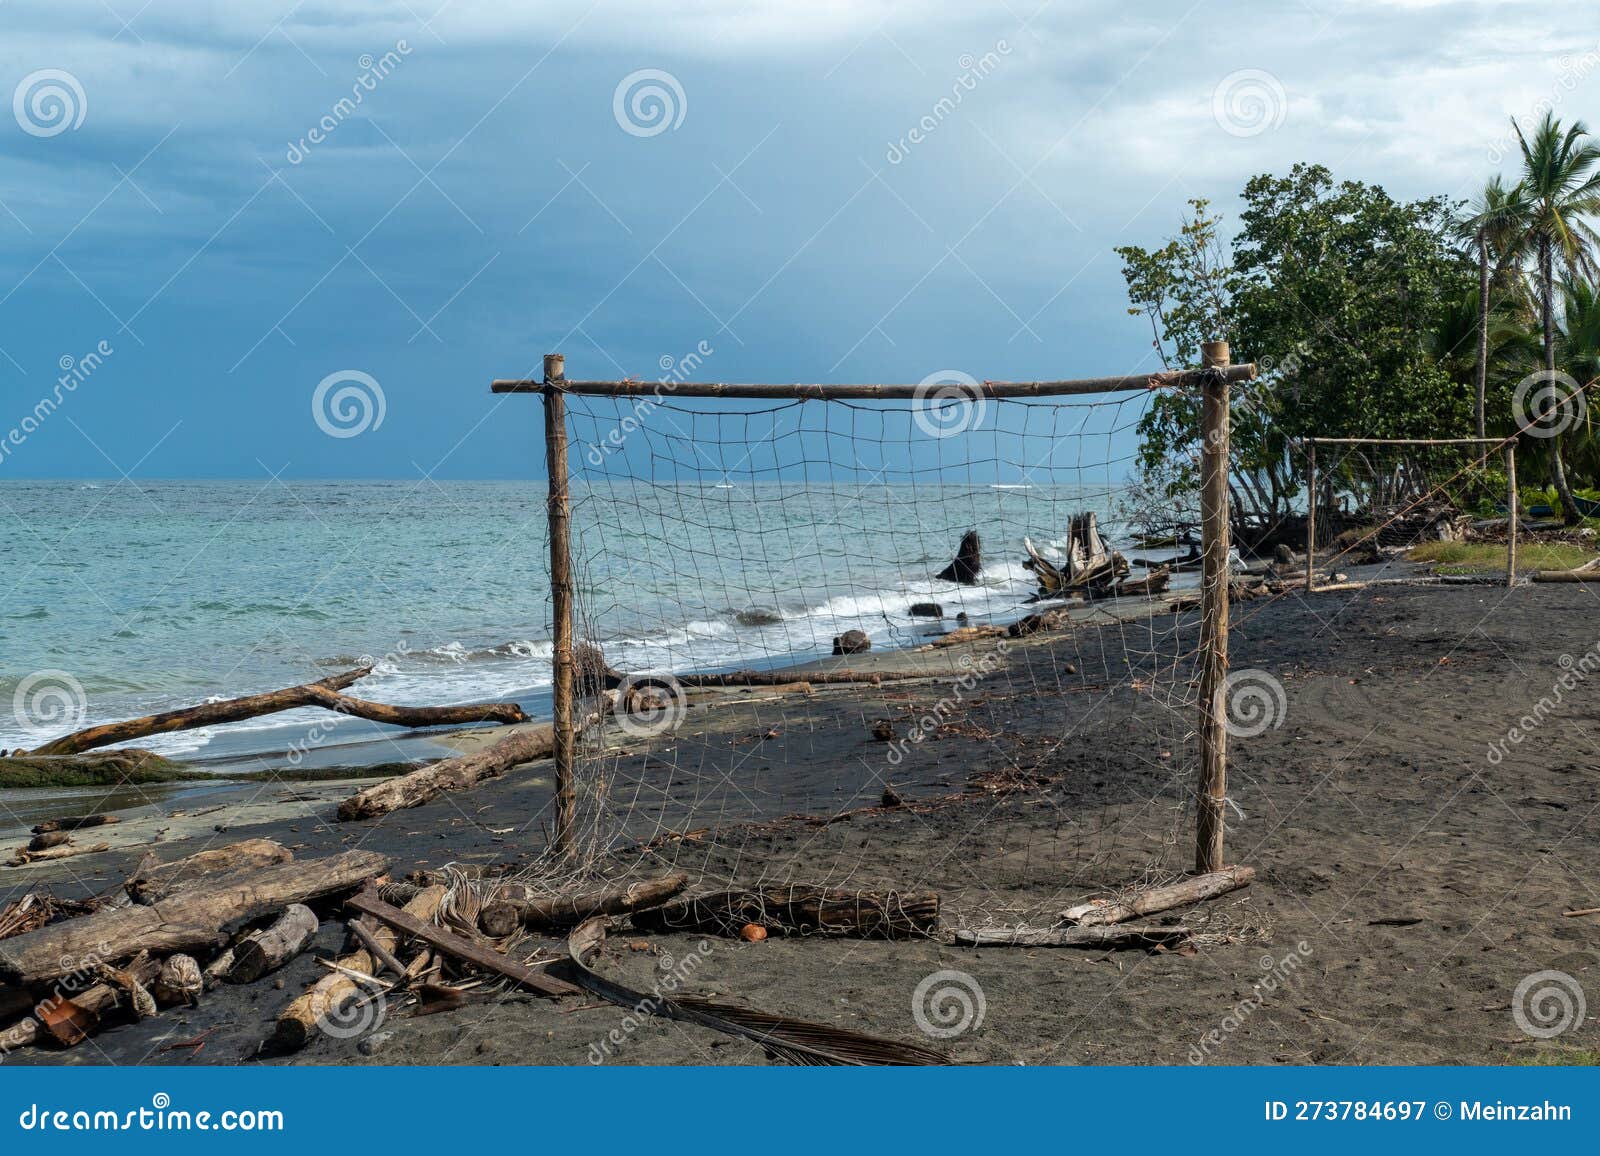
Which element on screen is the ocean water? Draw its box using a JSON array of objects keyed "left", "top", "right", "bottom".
[{"left": 1, "top": 480, "right": 1172, "bottom": 761}]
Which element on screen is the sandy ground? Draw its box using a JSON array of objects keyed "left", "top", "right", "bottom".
[{"left": 4, "top": 577, "right": 1598, "bottom": 1066}]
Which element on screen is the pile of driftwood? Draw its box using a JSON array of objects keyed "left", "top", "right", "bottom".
[
  {"left": 953, "top": 866, "right": 1255, "bottom": 951},
  {"left": 7, "top": 815, "right": 120, "bottom": 867},
  {"left": 0, "top": 848, "right": 950, "bottom": 1065}
]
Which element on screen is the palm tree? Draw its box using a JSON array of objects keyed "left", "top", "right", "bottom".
[
  {"left": 1457, "top": 176, "right": 1527, "bottom": 437},
  {"left": 1512, "top": 112, "right": 1600, "bottom": 523}
]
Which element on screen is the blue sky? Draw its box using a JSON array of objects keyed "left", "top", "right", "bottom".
[{"left": 0, "top": 0, "right": 1595, "bottom": 479}]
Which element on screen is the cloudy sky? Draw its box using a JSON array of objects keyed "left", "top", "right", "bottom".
[{"left": 1, "top": 0, "right": 1595, "bottom": 478}]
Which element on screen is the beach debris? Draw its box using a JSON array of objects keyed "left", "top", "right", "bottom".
[
  {"left": 272, "top": 885, "right": 447, "bottom": 1052},
  {"left": 153, "top": 954, "right": 203, "bottom": 1006},
  {"left": 17, "top": 664, "right": 526, "bottom": 758},
  {"left": 32, "top": 814, "right": 120, "bottom": 835},
  {"left": 831, "top": 629, "right": 871, "bottom": 656},
  {"left": 1024, "top": 513, "right": 1127, "bottom": 597},
  {"left": 1531, "top": 556, "right": 1600, "bottom": 582},
  {"left": 871, "top": 719, "right": 896, "bottom": 741},
  {"left": 567, "top": 916, "right": 945, "bottom": 1066},
  {"left": 632, "top": 884, "right": 939, "bottom": 940},
  {"left": 337, "top": 692, "right": 618, "bottom": 822},
  {"left": 923, "top": 624, "right": 1007, "bottom": 649},
  {"left": 94, "top": 953, "right": 159, "bottom": 1020},
  {"left": 574, "top": 643, "right": 624, "bottom": 693},
  {"left": 880, "top": 784, "right": 905, "bottom": 808},
  {"left": 224, "top": 904, "right": 319, "bottom": 984},
  {"left": 1563, "top": 907, "right": 1600, "bottom": 918},
  {"left": 344, "top": 891, "right": 580, "bottom": 999},
  {"left": 347, "top": 917, "right": 407, "bottom": 978},
  {"left": 0, "top": 892, "right": 99, "bottom": 941},
  {"left": 936, "top": 530, "right": 983, "bottom": 585},
  {"left": 0, "top": 848, "right": 387, "bottom": 986},
  {"left": 26, "top": 832, "right": 71, "bottom": 853},
  {"left": 7, "top": 842, "right": 110, "bottom": 867},
  {"left": 953, "top": 923, "right": 1193, "bottom": 949},
  {"left": 739, "top": 922, "right": 768, "bottom": 942},
  {"left": 908, "top": 602, "right": 944, "bottom": 618},
  {"left": 1106, "top": 564, "right": 1172, "bottom": 599},
  {"left": 128, "top": 838, "right": 294, "bottom": 904},
  {"left": 1008, "top": 608, "right": 1069, "bottom": 637},
  {"left": 0, "top": 952, "right": 164, "bottom": 1053},
  {"left": 477, "top": 871, "right": 690, "bottom": 937},
  {"left": 1058, "top": 866, "right": 1256, "bottom": 927}
]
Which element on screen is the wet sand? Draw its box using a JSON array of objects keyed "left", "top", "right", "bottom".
[{"left": 5, "top": 576, "right": 1597, "bottom": 1065}]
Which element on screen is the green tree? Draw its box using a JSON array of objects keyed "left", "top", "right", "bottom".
[
  {"left": 1456, "top": 175, "right": 1528, "bottom": 437},
  {"left": 1511, "top": 112, "right": 1600, "bottom": 523}
]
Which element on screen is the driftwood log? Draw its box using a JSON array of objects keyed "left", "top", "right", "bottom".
[
  {"left": 22, "top": 665, "right": 526, "bottom": 757},
  {"left": 26, "top": 832, "right": 71, "bottom": 853},
  {"left": 7, "top": 842, "right": 110, "bottom": 867},
  {"left": 0, "top": 954, "right": 163, "bottom": 1053},
  {"left": 32, "top": 814, "right": 120, "bottom": 835},
  {"left": 1059, "top": 866, "right": 1256, "bottom": 926},
  {"left": 346, "top": 891, "right": 580, "bottom": 998},
  {"left": 271, "top": 884, "right": 446, "bottom": 1051},
  {"left": 1532, "top": 558, "right": 1600, "bottom": 582},
  {"left": 953, "top": 923, "right": 1192, "bottom": 948},
  {"left": 479, "top": 871, "right": 690, "bottom": 936},
  {"left": 225, "top": 903, "right": 319, "bottom": 984},
  {"left": 128, "top": 838, "right": 294, "bottom": 904},
  {"left": 936, "top": 530, "right": 982, "bottom": 585},
  {"left": 632, "top": 885, "right": 939, "bottom": 939},
  {"left": 0, "top": 849, "right": 386, "bottom": 985},
  {"left": 336, "top": 693, "right": 616, "bottom": 822}
]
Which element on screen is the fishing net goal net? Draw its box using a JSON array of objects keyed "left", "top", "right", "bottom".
[
  {"left": 509, "top": 383, "right": 1227, "bottom": 937},
  {"left": 1305, "top": 438, "right": 1513, "bottom": 582}
]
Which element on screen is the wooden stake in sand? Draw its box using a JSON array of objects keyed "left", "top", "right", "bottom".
[
  {"left": 1195, "top": 340, "right": 1232, "bottom": 875},
  {"left": 543, "top": 353, "right": 579, "bottom": 857}
]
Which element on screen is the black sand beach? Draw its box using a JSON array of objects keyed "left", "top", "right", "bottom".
[{"left": 4, "top": 579, "right": 1597, "bottom": 1066}]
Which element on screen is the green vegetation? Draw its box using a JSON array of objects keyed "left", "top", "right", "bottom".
[
  {"left": 1407, "top": 540, "right": 1593, "bottom": 574},
  {"left": 1119, "top": 112, "right": 1600, "bottom": 529},
  {"left": 1508, "top": 1048, "right": 1600, "bottom": 1066}
]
